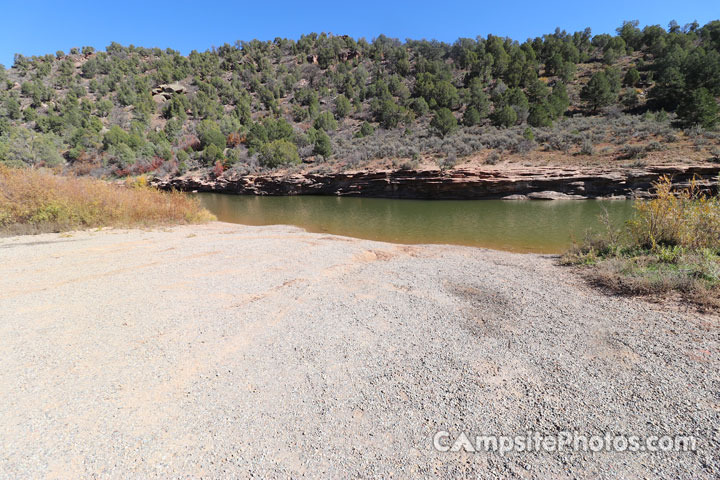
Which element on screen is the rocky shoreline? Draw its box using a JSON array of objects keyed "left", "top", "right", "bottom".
[{"left": 154, "top": 164, "right": 720, "bottom": 199}]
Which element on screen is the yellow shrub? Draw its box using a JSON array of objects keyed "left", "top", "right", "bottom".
[
  {"left": 0, "top": 167, "right": 215, "bottom": 233},
  {"left": 628, "top": 176, "right": 720, "bottom": 251}
]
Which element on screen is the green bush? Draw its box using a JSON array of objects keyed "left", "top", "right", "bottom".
[
  {"left": 259, "top": 139, "right": 300, "bottom": 167},
  {"left": 313, "top": 111, "right": 338, "bottom": 131},
  {"left": 196, "top": 119, "right": 226, "bottom": 150},
  {"left": 431, "top": 108, "right": 457, "bottom": 137},
  {"left": 677, "top": 88, "right": 719, "bottom": 128},
  {"left": 203, "top": 144, "right": 224, "bottom": 164},
  {"left": 335, "top": 94, "right": 351, "bottom": 119},
  {"left": 581, "top": 72, "right": 616, "bottom": 111},
  {"left": 462, "top": 106, "right": 482, "bottom": 126},
  {"left": 410, "top": 97, "right": 429, "bottom": 117},
  {"left": 313, "top": 130, "right": 332, "bottom": 158},
  {"left": 624, "top": 68, "right": 640, "bottom": 87},
  {"left": 563, "top": 177, "right": 720, "bottom": 308},
  {"left": 356, "top": 122, "right": 375, "bottom": 138},
  {"left": 491, "top": 105, "right": 517, "bottom": 128}
]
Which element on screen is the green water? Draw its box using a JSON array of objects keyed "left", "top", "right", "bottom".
[{"left": 195, "top": 193, "right": 635, "bottom": 253}]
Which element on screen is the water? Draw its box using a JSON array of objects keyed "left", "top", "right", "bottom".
[{"left": 195, "top": 193, "right": 635, "bottom": 253}]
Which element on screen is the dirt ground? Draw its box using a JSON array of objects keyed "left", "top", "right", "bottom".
[{"left": 1, "top": 223, "right": 717, "bottom": 478}]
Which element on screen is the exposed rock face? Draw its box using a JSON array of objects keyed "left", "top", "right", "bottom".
[
  {"left": 338, "top": 50, "right": 361, "bottom": 62},
  {"left": 526, "top": 191, "right": 587, "bottom": 200},
  {"left": 151, "top": 83, "right": 186, "bottom": 102},
  {"left": 153, "top": 164, "right": 720, "bottom": 200}
]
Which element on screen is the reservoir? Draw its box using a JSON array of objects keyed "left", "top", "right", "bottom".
[{"left": 195, "top": 193, "right": 635, "bottom": 253}]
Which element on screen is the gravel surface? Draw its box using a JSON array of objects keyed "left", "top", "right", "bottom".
[{"left": 1, "top": 222, "right": 718, "bottom": 478}]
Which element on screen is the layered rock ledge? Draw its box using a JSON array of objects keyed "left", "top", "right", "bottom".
[{"left": 154, "top": 164, "right": 720, "bottom": 199}]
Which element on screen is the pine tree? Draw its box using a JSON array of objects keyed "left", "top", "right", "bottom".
[
  {"left": 580, "top": 72, "right": 616, "bottom": 112},
  {"left": 313, "top": 130, "right": 332, "bottom": 158},
  {"left": 431, "top": 108, "right": 458, "bottom": 136},
  {"left": 677, "top": 88, "right": 719, "bottom": 128}
]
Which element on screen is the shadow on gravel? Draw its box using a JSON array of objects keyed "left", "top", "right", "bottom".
[{"left": 0, "top": 238, "right": 80, "bottom": 248}]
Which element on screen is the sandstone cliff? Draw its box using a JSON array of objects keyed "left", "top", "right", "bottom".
[{"left": 154, "top": 164, "right": 720, "bottom": 200}]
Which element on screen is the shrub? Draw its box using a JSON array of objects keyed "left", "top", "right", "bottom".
[
  {"left": 623, "top": 68, "right": 640, "bottom": 87},
  {"left": 620, "top": 144, "right": 646, "bottom": 159},
  {"left": 371, "top": 98, "right": 404, "bottom": 129},
  {"left": 528, "top": 103, "right": 552, "bottom": 127},
  {"left": 485, "top": 151, "right": 501, "bottom": 165},
  {"left": 491, "top": 105, "right": 517, "bottom": 128},
  {"left": 431, "top": 108, "right": 457, "bottom": 137},
  {"left": 462, "top": 107, "right": 482, "bottom": 127},
  {"left": 677, "top": 88, "right": 719, "bottom": 128},
  {"left": 563, "top": 177, "right": 720, "bottom": 308},
  {"left": 196, "top": 119, "right": 226, "bottom": 150},
  {"left": 334, "top": 94, "right": 351, "bottom": 119},
  {"left": 580, "top": 138, "right": 594, "bottom": 155},
  {"left": 259, "top": 139, "right": 300, "bottom": 167},
  {"left": 628, "top": 176, "right": 720, "bottom": 250},
  {"left": 313, "top": 129, "right": 332, "bottom": 158},
  {"left": 0, "top": 128, "right": 64, "bottom": 168},
  {"left": 439, "top": 153, "right": 457, "bottom": 169},
  {"left": 410, "top": 97, "right": 429, "bottom": 117},
  {"left": 313, "top": 111, "right": 338, "bottom": 131},
  {"left": 0, "top": 166, "right": 213, "bottom": 234},
  {"left": 356, "top": 121, "right": 375, "bottom": 138},
  {"left": 203, "top": 144, "right": 224, "bottom": 164}
]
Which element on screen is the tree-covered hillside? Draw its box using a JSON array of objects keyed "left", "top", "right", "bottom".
[{"left": 0, "top": 20, "right": 719, "bottom": 177}]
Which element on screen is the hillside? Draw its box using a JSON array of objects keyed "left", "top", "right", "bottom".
[{"left": 0, "top": 20, "right": 719, "bottom": 180}]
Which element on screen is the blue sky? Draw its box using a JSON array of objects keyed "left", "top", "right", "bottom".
[{"left": 1, "top": 0, "right": 717, "bottom": 67}]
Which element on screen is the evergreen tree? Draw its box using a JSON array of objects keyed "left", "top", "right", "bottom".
[
  {"left": 357, "top": 122, "right": 375, "bottom": 138},
  {"left": 259, "top": 139, "right": 300, "bottom": 166},
  {"left": 313, "top": 129, "right": 332, "bottom": 158},
  {"left": 528, "top": 103, "right": 553, "bottom": 127},
  {"left": 677, "top": 88, "right": 719, "bottom": 128},
  {"left": 462, "top": 106, "right": 482, "bottom": 126},
  {"left": 196, "top": 120, "right": 226, "bottom": 150},
  {"left": 624, "top": 68, "right": 640, "bottom": 87},
  {"left": 491, "top": 105, "right": 518, "bottom": 128},
  {"left": 410, "top": 97, "right": 430, "bottom": 117},
  {"left": 335, "top": 94, "right": 351, "bottom": 119},
  {"left": 467, "top": 77, "right": 490, "bottom": 117},
  {"left": 580, "top": 72, "right": 616, "bottom": 111},
  {"left": 313, "top": 111, "right": 338, "bottom": 131},
  {"left": 548, "top": 82, "right": 570, "bottom": 118},
  {"left": 431, "top": 108, "right": 457, "bottom": 136}
]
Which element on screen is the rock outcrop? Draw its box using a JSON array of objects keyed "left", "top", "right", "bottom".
[
  {"left": 151, "top": 83, "right": 186, "bottom": 102},
  {"left": 153, "top": 164, "right": 720, "bottom": 200}
]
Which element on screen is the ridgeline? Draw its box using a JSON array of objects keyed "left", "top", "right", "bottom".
[{"left": 0, "top": 20, "right": 719, "bottom": 188}]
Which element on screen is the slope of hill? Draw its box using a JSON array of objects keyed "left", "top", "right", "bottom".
[{"left": 0, "top": 20, "right": 719, "bottom": 183}]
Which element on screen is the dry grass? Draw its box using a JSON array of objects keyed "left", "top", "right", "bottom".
[
  {"left": 563, "top": 176, "right": 720, "bottom": 310},
  {"left": 0, "top": 167, "right": 215, "bottom": 235}
]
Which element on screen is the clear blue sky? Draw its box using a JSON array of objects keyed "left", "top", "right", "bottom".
[{"left": 1, "top": 0, "right": 717, "bottom": 67}]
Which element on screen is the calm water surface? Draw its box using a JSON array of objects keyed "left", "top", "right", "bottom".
[{"left": 195, "top": 193, "right": 635, "bottom": 253}]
